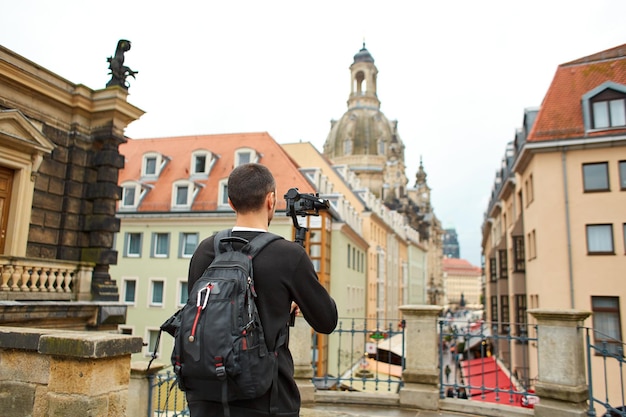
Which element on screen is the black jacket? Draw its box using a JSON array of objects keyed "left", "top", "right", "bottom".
[{"left": 185, "top": 230, "right": 338, "bottom": 416}]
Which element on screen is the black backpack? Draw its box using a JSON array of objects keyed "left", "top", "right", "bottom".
[{"left": 171, "top": 229, "right": 285, "bottom": 416}]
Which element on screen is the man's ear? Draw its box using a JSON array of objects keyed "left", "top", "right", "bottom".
[{"left": 228, "top": 197, "right": 235, "bottom": 211}]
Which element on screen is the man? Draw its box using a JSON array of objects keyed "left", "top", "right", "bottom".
[{"left": 185, "top": 163, "right": 338, "bottom": 416}]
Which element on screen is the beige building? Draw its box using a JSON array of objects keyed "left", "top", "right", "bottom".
[
  {"left": 283, "top": 142, "right": 427, "bottom": 323},
  {"left": 442, "top": 257, "right": 482, "bottom": 310},
  {"left": 482, "top": 43, "right": 626, "bottom": 399}
]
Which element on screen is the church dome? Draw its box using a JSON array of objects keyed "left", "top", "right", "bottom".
[
  {"left": 323, "top": 108, "right": 403, "bottom": 160},
  {"left": 353, "top": 44, "right": 375, "bottom": 64},
  {"left": 323, "top": 44, "right": 408, "bottom": 199}
]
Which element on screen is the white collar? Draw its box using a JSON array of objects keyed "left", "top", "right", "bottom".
[{"left": 232, "top": 226, "right": 267, "bottom": 233}]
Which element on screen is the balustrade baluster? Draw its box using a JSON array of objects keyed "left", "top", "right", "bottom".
[
  {"left": 20, "top": 266, "right": 30, "bottom": 291},
  {"left": 11, "top": 265, "right": 21, "bottom": 291},
  {"left": 49, "top": 269, "right": 59, "bottom": 291},
  {"left": 30, "top": 267, "right": 41, "bottom": 292},
  {"left": 39, "top": 268, "right": 50, "bottom": 291},
  {"left": 0, "top": 264, "right": 11, "bottom": 291},
  {"left": 63, "top": 270, "right": 73, "bottom": 293}
]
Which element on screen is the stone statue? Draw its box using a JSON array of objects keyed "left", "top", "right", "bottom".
[{"left": 106, "top": 39, "right": 138, "bottom": 89}]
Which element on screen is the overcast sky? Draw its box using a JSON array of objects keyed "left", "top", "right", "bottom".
[{"left": 2, "top": 1, "right": 626, "bottom": 266}]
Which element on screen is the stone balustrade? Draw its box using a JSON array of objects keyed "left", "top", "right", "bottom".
[{"left": 0, "top": 256, "right": 93, "bottom": 301}]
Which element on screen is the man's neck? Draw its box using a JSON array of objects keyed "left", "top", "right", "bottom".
[{"left": 233, "top": 213, "right": 269, "bottom": 231}]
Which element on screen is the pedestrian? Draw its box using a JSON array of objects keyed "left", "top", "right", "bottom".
[
  {"left": 445, "top": 364, "right": 451, "bottom": 383},
  {"left": 185, "top": 163, "right": 338, "bottom": 417}
]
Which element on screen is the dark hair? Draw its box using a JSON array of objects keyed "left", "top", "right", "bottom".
[{"left": 227, "top": 163, "right": 276, "bottom": 214}]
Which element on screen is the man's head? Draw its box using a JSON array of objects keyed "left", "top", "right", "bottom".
[{"left": 228, "top": 163, "right": 276, "bottom": 218}]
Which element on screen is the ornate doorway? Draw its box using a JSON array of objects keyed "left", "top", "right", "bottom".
[{"left": 0, "top": 166, "right": 13, "bottom": 254}]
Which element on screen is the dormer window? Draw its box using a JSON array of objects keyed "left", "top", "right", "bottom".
[
  {"left": 218, "top": 178, "right": 232, "bottom": 209},
  {"left": 592, "top": 97, "right": 626, "bottom": 128},
  {"left": 234, "top": 148, "right": 258, "bottom": 167},
  {"left": 190, "top": 150, "right": 216, "bottom": 177},
  {"left": 582, "top": 82, "right": 626, "bottom": 131},
  {"left": 172, "top": 180, "right": 203, "bottom": 210},
  {"left": 142, "top": 152, "right": 169, "bottom": 178},
  {"left": 120, "top": 181, "right": 151, "bottom": 210}
]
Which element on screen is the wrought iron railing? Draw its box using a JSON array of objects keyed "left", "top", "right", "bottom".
[
  {"left": 312, "top": 317, "right": 406, "bottom": 393},
  {"left": 149, "top": 371, "right": 188, "bottom": 417},
  {"left": 438, "top": 318, "right": 538, "bottom": 409},
  {"left": 585, "top": 327, "right": 626, "bottom": 417}
]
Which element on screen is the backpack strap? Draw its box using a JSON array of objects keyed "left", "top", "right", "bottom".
[
  {"left": 269, "top": 325, "right": 289, "bottom": 415},
  {"left": 242, "top": 232, "right": 283, "bottom": 258}
]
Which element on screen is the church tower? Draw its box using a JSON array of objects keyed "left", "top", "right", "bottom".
[{"left": 323, "top": 44, "right": 408, "bottom": 200}]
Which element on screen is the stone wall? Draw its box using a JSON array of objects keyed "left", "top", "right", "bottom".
[{"left": 0, "top": 326, "right": 142, "bottom": 417}]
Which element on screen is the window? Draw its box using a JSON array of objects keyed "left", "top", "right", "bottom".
[
  {"left": 377, "top": 140, "right": 385, "bottom": 155},
  {"left": 527, "top": 230, "right": 536, "bottom": 260},
  {"left": 150, "top": 280, "right": 164, "bottom": 306},
  {"left": 145, "top": 156, "right": 156, "bottom": 175},
  {"left": 586, "top": 224, "right": 614, "bottom": 254},
  {"left": 343, "top": 139, "right": 353, "bottom": 155},
  {"left": 591, "top": 296, "right": 622, "bottom": 356},
  {"left": 592, "top": 98, "right": 626, "bottom": 128},
  {"left": 181, "top": 232, "right": 199, "bottom": 257},
  {"left": 123, "top": 279, "right": 136, "bottom": 304},
  {"left": 178, "top": 281, "right": 188, "bottom": 306},
  {"left": 234, "top": 148, "right": 258, "bottom": 167},
  {"left": 583, "top": 162, "right": 610, "bottom": 192},
  {"left": 152, "top": 233, "right": 170, "bottom": 258},
  {"left": 347, "top": 244, "right": 351, "bottom": 267},
  {"left": 176, "top": 185, "right": 188, "bottom": 205},
  {"left": 147, "top": 329, "right": 160, "bottom": 357},
  {"left": 195, "top": 154, "right": 206, "bottom": 173},
  {"left": 172, "top": 180, "right": 202, "bottom": 209},
  {"left": 218, "top": 179, "right": 230, "bottom": 208},
  {"left": 498, "top": 249, "right": 508, "bottom": 278},
  {"left": 619, "top": 161, "right": 626, "bottom": 190},
  {"left": 515, "top": 294, "right": 528, "bottom": 338},
  {"left": 125, "top": 233, "right": 142, "bottom": 257},
  {"left": 490, "top": 296, "right": 498, "bottom": 323},
  {"left": 500, "top": 295, "right": 510, "bottom": 333},
  {"left": 122, "top": 186, "right": 135, "bottom": 206},
  {"left": 142, "top": 152, "right": 169, "bottom": 178},
  {"left": 525, "top": 174, "right": 534, "bottom": 206},
  {"left": 489, "top": 258, "right": 497, "bottom": 282},
  {"left": 120, "top": 181, "right": 151, "bottom": 209},
  {"left": 513, "top": 236, "right": 525, "bottom": 272},
  {"left": 191, "top": 150, "right": 215, "bottom": 176}
]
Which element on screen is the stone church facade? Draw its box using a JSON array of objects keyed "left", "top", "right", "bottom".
[{"left": 323, "top": 44, "right": 444, "bottom": 304}]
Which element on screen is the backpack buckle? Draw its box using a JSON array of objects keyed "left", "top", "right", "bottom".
[{"left": 215, "top": 356, "right": 226, "bottom": 380}]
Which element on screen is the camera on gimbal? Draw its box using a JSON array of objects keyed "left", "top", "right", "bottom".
[
  {"left": 284, "top": 188, "right": 330, "bottom": 248},
  {"left": 284, "top": 188, "right": 330, "bottom": 217}
]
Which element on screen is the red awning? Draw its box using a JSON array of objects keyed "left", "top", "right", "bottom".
[{"left": 459, "top": 356, "right": 528, "bottom": 407}]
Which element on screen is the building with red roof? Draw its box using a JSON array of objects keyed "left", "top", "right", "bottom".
[
  {"left": 482, "top": 43, "right": 626, "bottom": 408},
  {"left": 111, "top": 132, "right": 326, "bottom": 365}
]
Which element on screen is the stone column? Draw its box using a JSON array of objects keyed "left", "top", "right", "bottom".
[
  {"left": 529, "top": 309, "right": 591, "bottom": 417},
  {"left": 291, "top": 315, "right": 315, "bottom": 404},
  {"left": 128, "top": 361, "right": 166, "bottom": 417},
  {"left": 398, "top": 304, "right": 443, "bottom": 410}
]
